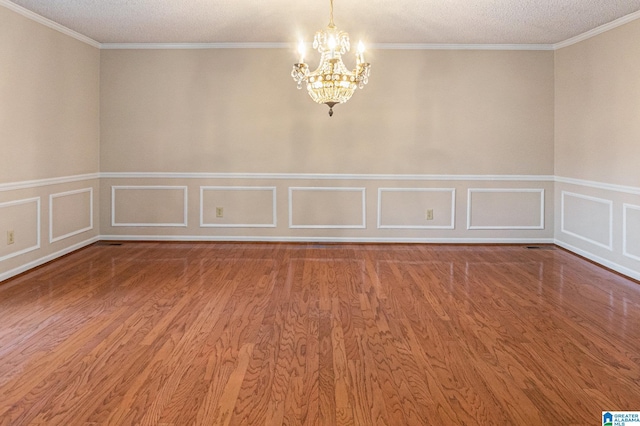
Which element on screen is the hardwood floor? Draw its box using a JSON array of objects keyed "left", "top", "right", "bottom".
[{"left": 0, "top": 242, "right": 639, "bottom": 425}]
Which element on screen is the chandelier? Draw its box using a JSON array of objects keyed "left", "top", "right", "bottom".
[{"left": 291, "top": 0, "right": 371, "bottom": 117}]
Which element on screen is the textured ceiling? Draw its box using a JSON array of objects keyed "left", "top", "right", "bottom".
[{"left": 6, "top": 0, "right": 640, "bottom": 45}]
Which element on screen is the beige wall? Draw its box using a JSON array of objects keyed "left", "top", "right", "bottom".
[
  {"left": 100, "top": 49, "right": 554, "bottom": 175},
  {"left": 97, "top": 48, "right": 555, "bottom": 246},
  {"left": 555, "top": 20, "right": 640, "bottom": 187},
  {"left": 554, "top": 19, "right": 640, "bottom": 280},
  {"left": 0, "top": 6, "right": 100, "bottom": 183},
  {"left": 0, "top": 6, "right": 100, "bottom": 280}
]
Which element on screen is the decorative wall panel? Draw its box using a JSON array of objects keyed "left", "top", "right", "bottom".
[
  {"left": 0, "top": 197, "right": 41, "bottom": 262},
  {"left": 200, "top": 186, "right": 276, "bottom": 228},
  {"left": 623, "top": 203, "right": 640, "bottom": 261},
  {"left": 289, "top": 187, "right": 366, "bottom": 229},
  {"left": 377, "top": 188, "right": 455, "bottom": 229},
  {"left": 111, "top": 186, "right": 188, "bottom": 227},
  {"left": 50, "top": 188, "right": 93, "bottom": 243},
  {"left": 561, "top": 191, "right": 612, "bottom": 250},
  {"left": 467, "top": 189, "right": 545, "bottom": 230}
]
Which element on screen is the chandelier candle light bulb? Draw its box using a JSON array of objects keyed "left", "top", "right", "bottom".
[
  {"left": 298, "top": 40, "right": 305, "bottom": 64},
  {"left": 328, "top": 36, "right": 337, "bottom": 57},
  {"left": 356, "top": 41, "right": 365, "bottom": 63},
  {"left": 291, "top": 0, "right": 371, "bottom": 116}
]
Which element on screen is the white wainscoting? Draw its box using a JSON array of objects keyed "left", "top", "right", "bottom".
[
  {"left": 554, "top": 177, "right": 640, "bottom": 281},
  {"left": 0, "top": 197, "right": 41, "bottom": 262},
  {"left": 111, "top": 186, "right": 188, "bottom": 227},
  {"left": 377, "top": 188, "right": 456, "bottom": 229},
  {"left": 1, "top": 173, "right": 99, "bottom": 283},
  {"left": 288, "top": 187, "right": 367, "bottom": 229},
  {"left": 49, "top": 188, "right": 94, "bottom": 243},
  {"left": 4, "top": 172, "right": 638, "bottom": 284},
  {"left": 560, "top": 191, "right": 613, "bottom": 251},
  {"left": 467, "top": 188, "right": 545, "bottom": 230},
  {"left": 623, "top": 203, "right": 640, "bottom": 262},
  {"left": 200, "top": 186, "right": 277, "bottom": 228},
  {"left": 101, "top": 174, "right": 553, "bottom": 243}
]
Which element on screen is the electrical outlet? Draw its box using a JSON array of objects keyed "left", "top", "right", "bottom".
[
  {"left": 216, "top": 207, "right": 224, "bottom": 218},
  {"left": 7, "top": 230, "right": 15, "bottom": 245},
  {"left": 426, "top": 209, "right": 434, "bottom": 221}
]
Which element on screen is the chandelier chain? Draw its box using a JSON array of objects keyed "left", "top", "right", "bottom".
[{"left": 329, "top": 0, "right": 334, "bottom": 27}]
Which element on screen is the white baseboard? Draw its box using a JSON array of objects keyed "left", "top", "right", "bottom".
[
  {"left": 555, "top": 239, "right": 640, "bottom": 282},
  {"left": 0, "top": 236, "right": 99, "bottom": 283},
  {"left": 100, "top": 234, "right": 555, "bottom": 244}
]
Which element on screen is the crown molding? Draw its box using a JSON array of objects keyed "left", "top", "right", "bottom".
[
  {"left": 553, "top": 9, "right": 640, "bottom": 50},
  {"left": 0, "top": 0, "right": 100, "bottom": 48},
  {"left": 371, "top": 43, "right": 554, "bottom": 51},
  {"left": 100, "top": 42, "right": 554, "bottom": 51},
  {"left": 100, "top": 42, "right": 292, "bottom": 50}
]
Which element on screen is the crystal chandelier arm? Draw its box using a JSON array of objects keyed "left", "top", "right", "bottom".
[{"left": 291, "top": 63, "right": 309, "bottom": 89}]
